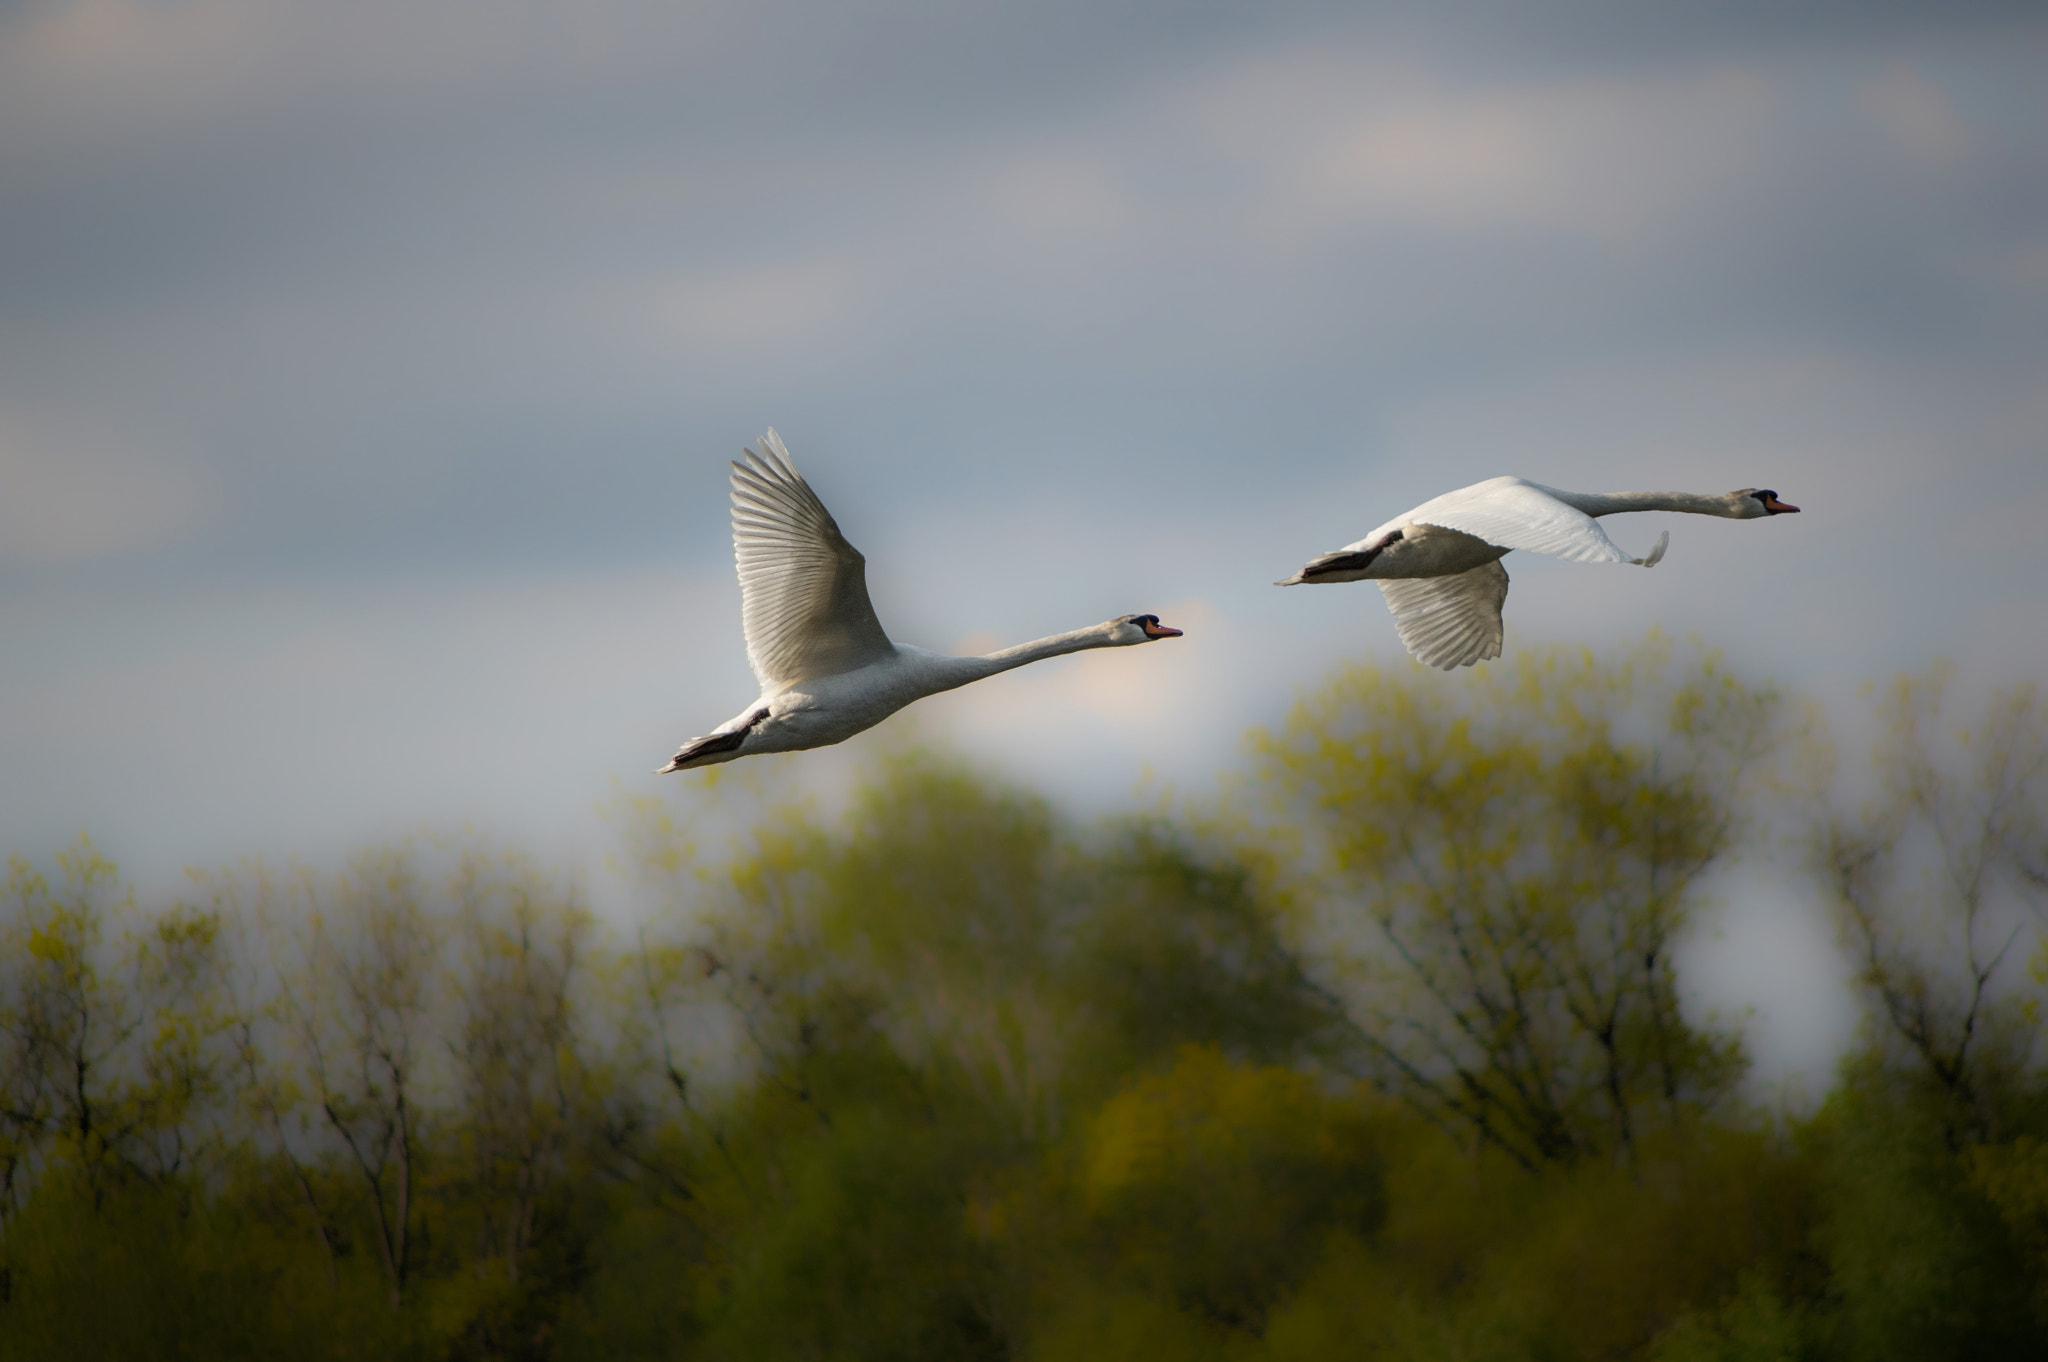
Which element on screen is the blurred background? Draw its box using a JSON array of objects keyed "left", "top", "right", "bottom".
[
  {"left": 6, "top": 5, "right": 2048, "bottom": 1358},
  {"left": 3, "top": 1, "right": 2045, "bottom": 1086}
]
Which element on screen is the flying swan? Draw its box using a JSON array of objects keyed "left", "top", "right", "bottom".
[
  {"left": 657, "top": 431, "right": 1184, "bottom": 772},
  {"left": 1277, "top": 478, "right": 1800, "bottom": 670}
]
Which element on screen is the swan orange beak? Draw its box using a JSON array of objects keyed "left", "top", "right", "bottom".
[
  {"left": 1762, "top": 494, "right": 1800, "bottom": 513},
  {"left": 1143, "top": 619, "right": 1183, "bottom": 638}
]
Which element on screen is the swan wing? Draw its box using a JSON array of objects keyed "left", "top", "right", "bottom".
[
  {"left": 1378, "top": 560, "right": 1509, "bottom": 670},
  {"left": 1405, "top": 477, "right": 1639, "bottom": 564},
  {"left": 730, "top": 431, "right": 895, "bottom": 689}
]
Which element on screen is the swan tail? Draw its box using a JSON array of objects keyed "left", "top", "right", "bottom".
[
  {"left": 1632, "top": 531, "right": 1670, "bottom": 568},
  {"left": 657, "top": 729, "right": 745, "bottom": 773},
  {"left": 657, "top": 708, "right": 770, "bottom": 773},
  {"left": 1278, "top": 547, "right": 1383, "bottom": 586}
]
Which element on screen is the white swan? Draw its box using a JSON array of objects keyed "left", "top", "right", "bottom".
[
  {"left": 657, "top": 431, "right": 1184, "bottom": 773},
  {"left": 1278, "top": 478, "right": 1800, "bottom": 670}
]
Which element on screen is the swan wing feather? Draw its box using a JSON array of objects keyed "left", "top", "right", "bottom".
[
  {"left": 1405, "top": 477, "right": 1636, "bottom": 564},
  {"left": 730, "top": 431, "right": 895, "bottom": 689},
  {"left": 1377, "top": 560, "right": 1509, "bottom": 670}
]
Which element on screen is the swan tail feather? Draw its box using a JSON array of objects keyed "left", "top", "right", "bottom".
[{"left": 657, "top": 708, "right": 770, "bottom": 773}]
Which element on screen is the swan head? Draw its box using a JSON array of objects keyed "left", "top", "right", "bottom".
[
  {"left": 1732, "top": 488, "right": 1800, "bottom": 517},
  {"left": 1107, "top": 613, "right": 1183, "bottom": 644}
]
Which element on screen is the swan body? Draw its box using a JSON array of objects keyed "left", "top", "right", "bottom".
[
  {"left": 1279, "top": 477, "right": 1799, "bottom": 670},
  {"left": 658, "top": 431, "right": 1182, "bottom": 773}
]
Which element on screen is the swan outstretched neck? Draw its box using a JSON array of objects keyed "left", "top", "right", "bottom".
[
  {"left": 656, "top": 432, "right": 1183, "bottom": 772},
  {"left": 1279, "top": 477, "right": 1797, "bottom": 669}
]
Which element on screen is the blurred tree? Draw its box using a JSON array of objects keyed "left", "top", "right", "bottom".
[
  {"left": 1801, "top": 1061, "right": 2040, "bottom": 1362},
  {"left": 188, "top": 841, "right": 621, "bottom": 1357},
  {"left": 445, "top": 845, "right": 595, "bottom": 1285},
  {"left": 1647, "top": 1273, "right": 1813, "bottom": 1362},
  {"left": 1065, "top": 1046, "right": 1383, "bottom": 1331},
  {"left": 198, "top": 857, "right": 350, "bottom": 1286},
  {"left": 825, "top": 753, "right": 1076, "bottom": 1140},
  {"left": 0, "top": 836, "right": 233, "bottom": 1210},
  {"left": 1815, "top": 667, "right": 2048, "bottom": 1146},
  {"left": 1069, "top": 820, "right": 1350, "bottom": 1082},
  {"left": 1243, "top": 638, "right": 1782, "bottom": 1168},
  {"left": 7, "top": 640, "right": 2047, "bottom": 1360},
  {"left": 271, "top": 844, "right": 445, "bottom": 1306}
]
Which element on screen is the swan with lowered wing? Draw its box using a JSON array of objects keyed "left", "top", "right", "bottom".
[
  {"left": 1278, "top": 477, "right": 1800, "bottom": 670},
  {"left": 658, "top": 431, "right": 1183, "bottom": 772}
]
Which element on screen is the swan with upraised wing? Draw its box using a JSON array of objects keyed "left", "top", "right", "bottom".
[
  {"left": 1278, "top": 478, "right": 1800, "bottom": 670},
  {"left": 658, "top": 431, "right": 1183, "bottom": 772}
]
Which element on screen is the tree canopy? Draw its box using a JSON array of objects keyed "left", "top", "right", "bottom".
[{"left": 2, "top": 638, "right": 2045, "bottom": 1360}]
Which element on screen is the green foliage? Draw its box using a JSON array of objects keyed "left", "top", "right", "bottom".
[
  {"left": 1068, "top": 1046, "right": 1384, "bottom": 1330},
  {"left": 1649, "top": 1275, "right": 1813, "bottom": 1362},
  {"left": 1802, "top": 1063, "right": 2041, "bottom": 1361},
  {"left": 3, "top": 641, "right": 2047, "bottom": 1360},
  {"left": 1072, "top": 822, "right": 1352, "bottom": 1076},
  {"left": 1813, "top": 667, "right": 2048, "bottom": 1145},
  {"left": 1240, "top": 638, "right": 1777, "bottom": 1167},
  {"left": 0, "top": 1161, "right": 417, "bottom": 1360},
  {"left": 0, "top": 835, "right": 237, "bottom": 1206},
  {"left": 701, "top": 1101, "right": 1005, "bottom": 1362}
]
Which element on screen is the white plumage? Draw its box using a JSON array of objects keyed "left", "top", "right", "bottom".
[
  {"left": 1376, "top": 563, "right": 1512, "bottom": 672},
  {"left": 1390, "top": 477, "right": 1663, "bottom": 565},
  {"left": 730, "top": 433, "right": 894, "bottom": 689},
  {"left": 658, "top": 431, "right": 1184, "bottom": 773},
  {"left": 1279, "top": 477, "right": 1800, "bottom": 670}
]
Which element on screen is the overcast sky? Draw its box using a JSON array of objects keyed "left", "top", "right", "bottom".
[{"left": 3, "top": 0, "right": 2044, "bottom": 1085}]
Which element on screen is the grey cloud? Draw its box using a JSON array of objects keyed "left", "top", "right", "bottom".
[{"left": 0, "top": 0, "right": 2042, "bottom": 904}]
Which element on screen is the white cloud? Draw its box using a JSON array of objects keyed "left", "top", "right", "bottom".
[
  {"left": 652, "top": 256, "right": 877, "bottom": 352},
  {"left": 0, "top": 564, "right": 742, "bottom": 883},
  {"left": 563, "top": 253, "right": 882, "bottom": 362},
  {"left": 1860, "top": 62, "right": 1971, "bottom": 166},
  {"left": 0, "top": 0, "right": 740, "bottom": 156},
  {"left": 975, "top": 152, "right": 1135, "bottom": 246},
  {"left": 1962, "top": 240, "right": 2048, "bottom": 292},
  {"left": 1183, "top": 50, "right": 1780, "bottom": 247},
  {"left": 0, "top": 418, "right": 216, "bottom": 563},
  {"left": 913, "top": 596, "right": 1244, "bottom": 806}
]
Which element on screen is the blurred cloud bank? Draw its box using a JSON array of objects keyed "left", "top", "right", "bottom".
[{"left": 1, "top": 0, "right": 2043, "bottom": 1082}]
